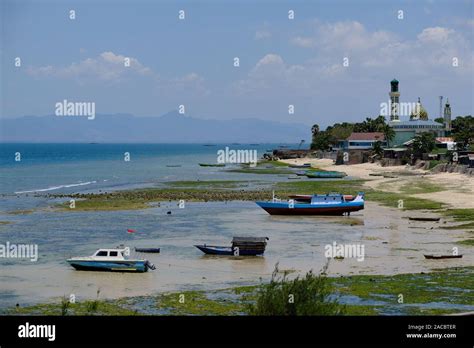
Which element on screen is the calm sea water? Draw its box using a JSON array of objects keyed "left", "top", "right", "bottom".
[{"left": 1, "top": 143, "right": 298, "bottom": 196}]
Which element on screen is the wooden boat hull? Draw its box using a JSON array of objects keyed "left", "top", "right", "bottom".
[
  {"left": 198, "top": 163, "right": 225, "bottom": 167},
  {"left": 256, "top": 201, "right": 364, "bottom": 215},
  {"left": 424, "top": 254, "right": 462, "bottom": 259},
  {"left": 67, "top": 260, "right": 150, "bottom": 272},
  {"left": 135, "top": 247, "right": 161, "bottom": 253},
  {"left": 194, "top": 245, "right": 264, "bottom": 256},
  {"left": 409, "top": 217, "right": 440, "bottom": 222}
]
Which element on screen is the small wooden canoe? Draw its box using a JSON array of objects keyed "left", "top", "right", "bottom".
[
  {"left": 409, "top": 217, "right": 440, "bottom": 222},
  {"left": 135, "top": 247, "right": 161, "bottom": 253},
  {"left": 198, "top": 163, "right": 225, "bottom": 167},
  {"left": 305, "top": 171, "right": 346, "bottom": 178},
  {"left": 424, "top": 254, "right": 462, "bottom": 259}
]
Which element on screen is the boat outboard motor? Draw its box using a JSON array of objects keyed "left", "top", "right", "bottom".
[{"left": 145, "top": 260, "right": 156, "bottom": 270}]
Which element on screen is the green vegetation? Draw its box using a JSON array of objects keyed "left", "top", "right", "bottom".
[
  {"left": 275, "top": 179, "right": 366, "bottom": 196},
  {"left": 227, "top": 161, "right": 293, "bottom": 175},
  {"left": 412, "top": 132, "right": 436, "bottom": 159},
  {"left": 155, "top": 289, "right": 251, "bottom": 315},
  {"left": 11, "top": 299, "right": 138, "bottom": 316},
  {"left": 366, "top": 191, "right": 444, "bottom": 210},
  {"left": 166, "top": 180, "right": 247, "bottom": 189},
  {"left": 331, "top": 267, "right": 474, "bottom": 313},
  {"left": 6, "top": 209, "right": 34, "bottom": 215},
  {"left": 249, "top": 266, "right": 345, "bottom": 315},
  {"left": 457, "top": 239, "right": 474, "bottom": 246},
  {"left": 311, "top": 116, "right": 394, "bottom": 150},
  {"left": 442, "top": 208, "right": 474, "bottom": 222},
  {"left": 0, "top": 221, "right": 12, "bottom": 225},
  {"left": 399, "top": 180, "right": 445, "bottom": 194},
  {"left": 451, "top": 115, "right": 474, "bottom": 150},
  {"left": 439, "top": 209, "right": 474, "bottom": 231}
]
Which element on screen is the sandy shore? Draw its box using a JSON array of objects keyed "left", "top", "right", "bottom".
[{"left": 281, "top": 158, "right": 474, "bottom": 209}]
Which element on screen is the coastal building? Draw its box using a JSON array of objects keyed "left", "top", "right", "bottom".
[
  {"left": 334, "top": 132, "right": 386, "bottom": 151},
  {"left": 387, "top": 79, "right": 449, "bottom": 146}
]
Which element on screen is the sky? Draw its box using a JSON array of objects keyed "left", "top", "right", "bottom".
[{"left": 1, "top": 0, "right": 473, "bottom": 128}]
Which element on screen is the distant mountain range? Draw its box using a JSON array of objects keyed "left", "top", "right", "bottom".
[{"left": 1, "top": 111, "right": 310, "bottom": 143}]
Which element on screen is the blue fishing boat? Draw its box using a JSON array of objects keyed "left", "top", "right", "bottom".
[
  {"left": 67, "top": 248, "right": 156, "bottom": 273},
  {"left": 305, "top": 171, "right": 347, "bottom": 178},
  {"left": 256, "top": 192, "right": 364, "bottom": 215},
  {"left": 195, "top": 237, "right": 269, "bottom": 256}
]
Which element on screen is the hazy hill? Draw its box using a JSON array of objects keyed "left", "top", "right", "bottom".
[{"left": 1, "top": 111, "right": 310, "bottom": 143}]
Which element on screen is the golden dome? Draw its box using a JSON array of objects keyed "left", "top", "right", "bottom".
[{"left": 410, "top": 97, "right": 429, "bottom": 120}]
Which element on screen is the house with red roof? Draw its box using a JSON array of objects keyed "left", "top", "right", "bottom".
[{"left": 334, "top": 132, "right": 387, "bottom": 151}]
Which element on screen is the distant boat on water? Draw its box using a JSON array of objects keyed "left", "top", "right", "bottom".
[
  {"left": 67, "top": 248, "right": 155, "bottom": 272},
  {"left": 256, "top": 192, "right": 364, "bottom": 215},
  {"left": 195, "top": 237, "right": 269, "bottom": 256},
  {"left": 199, "top": 163, "right": 225, "bottom": 167},
  {"left": 166, "top": 165, "right": 182, "bottom": 167},
  {"left": 305, "top": 171, "right": 346, "bottom": 178}
]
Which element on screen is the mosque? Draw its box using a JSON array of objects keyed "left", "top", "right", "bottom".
[{"left": 387, "top": 79, "right": 451, "bottom": 146}]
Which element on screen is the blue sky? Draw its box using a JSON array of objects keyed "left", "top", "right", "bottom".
[{"left": 1, "top": 0, "right": 473, "bottom": 127}]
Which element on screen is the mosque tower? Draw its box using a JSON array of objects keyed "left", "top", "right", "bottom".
[
  {"left": 389, "top": 79, "right": 400, "bottom": 122},
  {"left": 444, "top": 98, "right": 452, "bottom": 131}
]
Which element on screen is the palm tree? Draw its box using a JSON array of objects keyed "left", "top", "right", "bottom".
[
  {"left": 380, "top": 124, "right": 395, "bottom": 147},
  {"left": 372, "top": 141, "right": 383, "bottom": 157}
]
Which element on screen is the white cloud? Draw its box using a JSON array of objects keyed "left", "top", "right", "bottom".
[
  {"left": 27, "top": 51, "right": 153, "bottom": 82},
  {"left": 417, "top": 27, "right": 455, "bottom": 43},
  {"left": 255, "top": 30, "right": 271, "bottom": 40},
  {"left": 291, "top": 36, "right": 315, "bottom": 48},
  {"left": 236, "top": 21, "right": 473, "bottom": 101}
]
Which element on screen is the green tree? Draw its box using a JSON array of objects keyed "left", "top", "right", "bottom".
[
  {"left": 372, "top": 140, "right": 384, "bottom": 157},
  {"left": 434, "top": 117, "right": 445, "bottom": 125},
  {"left": 412, "top": 132, "right": 436, "bottom": 158},
  {"left": 451, "top": 115, "right": 474, "bottom": 150},
  {"left": 311, "top": 130, "right": 331, "bottom": 150}
]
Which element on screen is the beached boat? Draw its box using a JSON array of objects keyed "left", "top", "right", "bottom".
[
  {"left": 305, "top": 171, "right": 347, "bottom": 178},
  {"left": 67, "top": 248, "right": 156, "bottom": 272},
  {"left": 135, "top": 247, "right": 161, "bottom": 253},
  {"left": 408, "top": 217, "right": 440, "bottom": 222},
  {"left": 424, "top": 254, "right": 462, "bottom": 260},
  {"left": 195, "top": 237, "right": 269, "bottom": 256},
  {"left": 289, "top": 163, "right": 312, "bottom": 168},
  {"left": 256, "top": 193, "right": 364, "bottom": 215},
  {"left": 198, "top": 163, "right": 225, "bottom": 167}
]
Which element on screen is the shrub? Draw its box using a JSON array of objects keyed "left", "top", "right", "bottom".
[{"left": 248, "top": 265, "right": 345, "bottom": 315}]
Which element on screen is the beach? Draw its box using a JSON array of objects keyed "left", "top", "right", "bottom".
[{"left": 281, "top": 158, "right": 474, "bottom": 209}]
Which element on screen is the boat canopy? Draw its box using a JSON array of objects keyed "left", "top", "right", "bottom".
[{"left": 232, "top": 237, "right": 269, "bottom": 244}]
